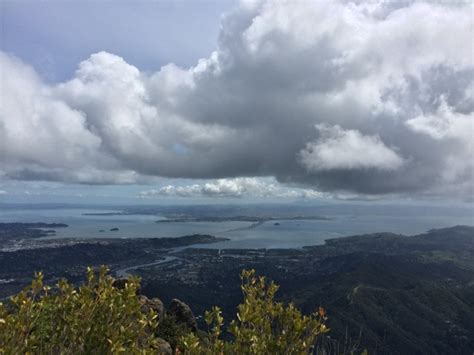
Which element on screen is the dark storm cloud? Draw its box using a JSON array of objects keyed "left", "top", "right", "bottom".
[{"left": 0, "top": 0, "right": 472, "bottom": 199}]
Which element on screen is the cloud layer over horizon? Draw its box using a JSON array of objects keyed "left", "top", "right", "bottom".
[
  {"left": 0, "top": 0, "right": 472, "bottom": 200},
  {"left": 139, "top": 177, "right": 322, "bottom": 200}
]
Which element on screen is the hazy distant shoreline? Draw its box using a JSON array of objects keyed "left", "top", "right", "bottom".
[
  {"left": 155, "top": 215, "right": 331, "bottom": 223},
  {"left": 1, "top": 203, "right": 473, "bottom": 249}
]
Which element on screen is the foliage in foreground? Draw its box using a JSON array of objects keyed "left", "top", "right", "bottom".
[
  {"left": 180, "top": 269, "right": 329, "bottom": 354},
  {"left": 0, "top": 266, "right": 159, "bottom": 354},
  {"left": 0, "top": 268, "right": 329, "bottom": 354}
]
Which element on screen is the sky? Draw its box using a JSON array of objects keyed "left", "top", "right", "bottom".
[{"left": 0, "top": 0, "right": 473, "bottom": 205}]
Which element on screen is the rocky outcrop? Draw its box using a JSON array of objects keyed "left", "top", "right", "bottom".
[
  {"left": 155, "top": 337, "right": 172, "bottom": 355},
  {"left": 168, "top": 298, "right": 198, "bottom": 332},
  {"left": 139, "top": 295, "right": 165, "bottom": 320},
  {"left": 112, "top": 276, "right": 198, "bottom": 350}
]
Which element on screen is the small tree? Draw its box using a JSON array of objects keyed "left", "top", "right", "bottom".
[
  {"left": 0, "top": 266, "right": 159, "bottom": 354},
  {"left": 181, "top": 269, "right": 329, "bottom": 354}
]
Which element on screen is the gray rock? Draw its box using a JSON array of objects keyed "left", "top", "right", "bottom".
[
  {"left": 168, "top": 298, "right": 198, "bottom": 332},
  {"left": 155, "top": 337, "right": 172, "bottom": 355},
  {"left": 139, "top": 295, "right": 165, "bottom": 320}
]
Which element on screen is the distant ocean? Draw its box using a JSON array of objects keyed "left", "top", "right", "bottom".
[{"left": 0, "top": 206, "right": 473, "bottom": 249}]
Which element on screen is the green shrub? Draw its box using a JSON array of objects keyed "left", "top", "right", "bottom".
[
  {"left": 0, "top": 266, "right": 159, "bottom": 354},
  {"left": 181, "top": 269, "right": 329, "bottom": 354},
  {"left": 0, "top": 268, "right": 329, "bottom": 354},
  {"left": 156, "top": 312, "right": 194, "bottom": 351}
]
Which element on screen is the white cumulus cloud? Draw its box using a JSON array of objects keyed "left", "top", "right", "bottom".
[
  {"left": 139, "top": 178, "right": 322, "bottom": 199},
  {"left": 0, "top": 0, "right": 472, "bottom": 199},
  {"left": 300, "top": 125, "right": 404, "bottom": 171}
]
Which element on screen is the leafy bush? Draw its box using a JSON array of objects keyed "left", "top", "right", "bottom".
[
  {"left": 181, "top": 269, "right": 329, "bottom": 354},
  {"left": 0, "top": 266, "right": 159, "bottom": 354},
  {"left": 0, "top": 268, "right": 329, "bottom": 354},
  {"left": 156, "top": 312, "right": 195, "bottom": 351}
]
